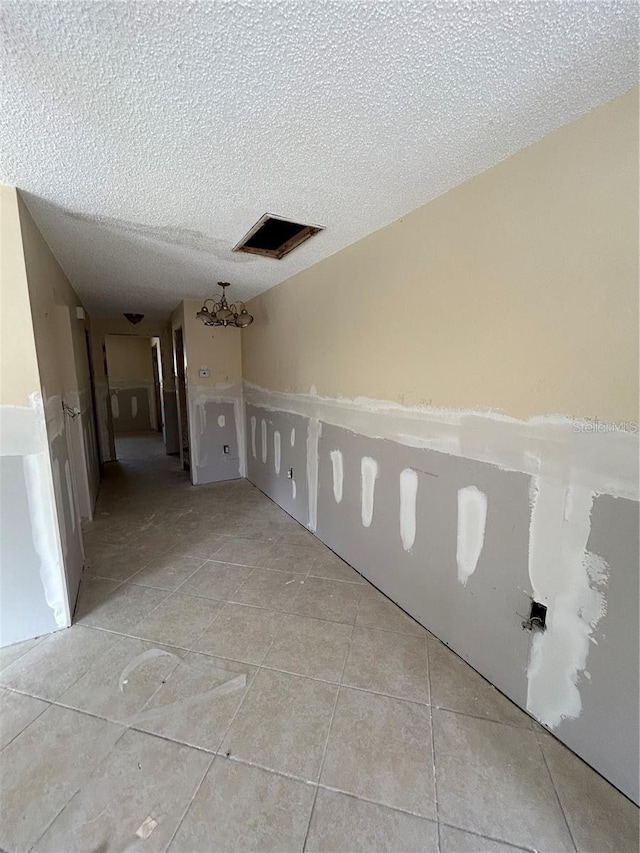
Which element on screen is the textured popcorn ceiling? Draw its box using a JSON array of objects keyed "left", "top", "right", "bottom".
[{"left": 1, "top": 1, "right": 637, "bottom": 316}]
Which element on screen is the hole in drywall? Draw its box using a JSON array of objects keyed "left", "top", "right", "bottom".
[
  {"left": 233, "top": 214, "right": 323, "bottom": 259},
  {"left": 522, "top": 600, "right": 547, "bottom": 632}
]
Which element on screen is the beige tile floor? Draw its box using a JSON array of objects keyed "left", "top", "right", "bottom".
[{"left": 0, "top": 433, "right": 637, "bottom": 852}]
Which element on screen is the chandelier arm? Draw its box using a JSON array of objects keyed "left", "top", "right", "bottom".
[{"left": 197, "top": 282, "right": 253, "bottom": 328}]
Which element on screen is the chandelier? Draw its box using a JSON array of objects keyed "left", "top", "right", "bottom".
[{"left": 196, "top": 282, "right": 254, "bottom": 328}]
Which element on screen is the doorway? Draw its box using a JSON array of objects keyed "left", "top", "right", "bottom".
[
  {"left": 173, "top": 327, "right": 190, "bottom": 472},
  {"left": 151, "top": 338, "right": 163, "bottom": 435},
  {"left": 104, "top": 334, "right": 156, "bottom": 454}
]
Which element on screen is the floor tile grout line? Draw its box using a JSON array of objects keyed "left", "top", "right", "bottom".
[
  {"left": 315, "top": 781, "right": 442, "bottom": 824},
  {"left": 201, "top": 556, "right": 365, "bottom": 584},
  {"left": 163, "top": 752, "right": 216, "bottom": 851},
  {"left": 0, "top": 636, "right": 45, "bottom": 673},
  {"left": 437, "top": 820, "right": 540, "bottom": 853},
  {"left": 0, "top": 694, "right": 51, "bottom": 753},
  {"left": 301, "top": 619, "right": 355, "bottom": 852},
  {"left": 0, "top": 627, "right": 129, "bottom": 707},
  {"left": 430, "top": 703, "right": 537, "bottom": 732},
  {"left": 211, "top": 609, "right": 288, "bottom": 759},
  {"left": 532, "top": 725, "right": 580, "bottom": 853},
  {"left": 221, "top": 752, "right": 321, "bottom": 787},
  {"left": 78, "top": 584, "right": 175, "bottom": 635},
  {"left": 426, "top": 634, "right": 442, "bottom": 853},
  {"left": 24, "top": 725, "right": 131, "bottom": 851},
  {"left": 130, "top": 556, "right": 208, "bottom": 593}
]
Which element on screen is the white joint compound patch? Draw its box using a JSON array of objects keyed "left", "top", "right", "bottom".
[
  {"left": 360, "top": 456, "right": 379, "bottom": 528},
  {"left": 330, "top": 449, "right": 343, "bottom": 504},
  {"left": 110, "top": 392, "right": 119, "bottom": 419},
  {"left": 526, "top": 484, "right": 610, "bottom": 728},
  {"left": 274, "top": 430, "right": 281, "bottom": 475},
  {"left": 22, "top": 448, "right": 68, "bottom": 629},
  {"left": 306, "top": 417, "right": 321, "bottom": 532},
  {"left": 399, "top": 468, "right": 418, "bottom": 551},
  {"left": 292, "top": 479, "right": 297, "bottom": 500},
  {"left": 290, "top": 427, "right": 295, "bottom": 447},
  {"left": 261, "top": 418, "right": 267, "bottom": 464},
  {"left": 456, "top": 486, "right": 488, "bottom": 585},
  {"left": 217, "top": 414, "right": 226, "bottom": 428},
  {"left": 131, "top": 395, "right": 138, "bottom": 418},
  {"left": 251, "top": 415, "right": 257, "bottom": 459}
]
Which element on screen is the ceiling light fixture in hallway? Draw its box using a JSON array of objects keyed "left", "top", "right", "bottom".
[{"left": 196, "top": 282, "right": 254, "bottom": 328}]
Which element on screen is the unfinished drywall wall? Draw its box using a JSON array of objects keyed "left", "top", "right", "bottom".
[
  {"left": 0, "top": 186, "right": 70, "bottom": 645},
  {"left": 245, "top": 405, "right": 309, "bottom": 526},
  {"left": 172, "top": 300, "right": 244, "bottom": 485},
  {"left": 17, "top": 192, "right": 98, "bottom": 615},
  {"left": 90, "top": 317, "right": 177, "bottom": 461},
  {"left": 242, "top": 90, "right": 640, "bottom": 803},
  {"left": 105, "top": 335, "right": 155, "bottom": 433}
]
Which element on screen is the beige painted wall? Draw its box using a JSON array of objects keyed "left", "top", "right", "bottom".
[
  {"left": 17, "top": 191, "right": 100, "bottom": 516},
  {"left": 17, "top": 194, "right": 91, "bottom": 404},
  {"left": 0, "top": 186, "right": 41, "bottom": 406},
  {"left": 243, "top": 88, "right": 639, "bottom": 423},
  {"left": 105, "top": 335, "right": 154, "bottom": 384},
  {"left": 91, "top": 316, "right": 174, "bottom": 391},
  {"left": 181, "top": 299, "right": 242, "bottom": 389}
]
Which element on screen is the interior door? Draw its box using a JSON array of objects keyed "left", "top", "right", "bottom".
[
  {"left": 174, "top": 327, "right": 190, "bottom": 471},
  {"left": 151, "top": 344, "right": 163, "bottom": 433}
]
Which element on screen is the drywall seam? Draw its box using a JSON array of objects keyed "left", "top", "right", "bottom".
[
  {"left": 243, "top": 381, "right": 637, "bottom": 500},
  {"left": 360, "top": 456, "right": 379, "bottom": 528},
  {"left": 399, "top": 467, "right": 418, "bottom": 551},
  {"left": 261, "top": 417, "right": 267, "bottom": 464},
  {"left": 456, "top": 485, "right": 488, "bottom": 585},
  {"left": 330, "top": 449, "right": 343, "bottom": 503},
  {"left": 274, "top": 430, "right": 281, "bottom": 475},
  {"left": 307, "top": 414, "right": 321, "bottom": 531},
  {"left": 251, "top": 415, "right": 257, "bottom": 459}
]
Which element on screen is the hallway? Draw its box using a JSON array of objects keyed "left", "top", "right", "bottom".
[{"left": 0, "top": 436, "right": 636, "bottom": 852}]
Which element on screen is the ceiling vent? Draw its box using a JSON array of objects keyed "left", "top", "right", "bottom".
[{"left": 233, "top": 214, "right": 323, "bottom": 259}]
